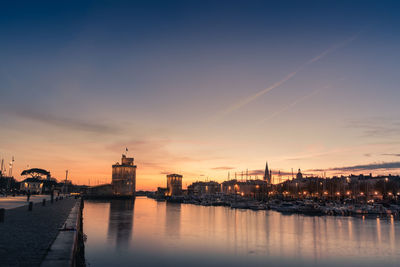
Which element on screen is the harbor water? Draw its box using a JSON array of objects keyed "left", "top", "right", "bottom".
[{"left": 83, "top": 197, "right": 400, "bottom": 267}]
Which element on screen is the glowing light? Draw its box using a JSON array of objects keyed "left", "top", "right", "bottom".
[
  {"left": 374, "top": 191, "right": 378, "bottom": 195},
  {"left": 324, "top": 191, "right": 328, "bottom": 195},
  {"left": 346, "top": 191, "right": 350, "bottom": 195}
]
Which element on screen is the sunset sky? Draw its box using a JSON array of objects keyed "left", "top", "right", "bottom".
[{"left": 1, "top": 0, "right": 400, "bottom": 190}]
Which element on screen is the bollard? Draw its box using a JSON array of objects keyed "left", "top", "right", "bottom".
[
  {"left": 28, "top": 202, "right": 33, "bottom": 211},
  {"left": 51, "top": 194, "right": 54, "bottom": 204},
  {"left": 55, "top": 197, "right": 58, "bottom": 202},
  {"left": 42, "top": 199, "right": 46, "bottom": 206},
  {"left": 0, "top": 208, "right": 5, "bottom": 223}
]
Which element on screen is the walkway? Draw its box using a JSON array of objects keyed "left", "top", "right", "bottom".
[
  {"left": 0, "top": 195, "right": 53, "bottom": 210},
  {"left": 0, "top": 197, "right": 78, "bottom": 266}
]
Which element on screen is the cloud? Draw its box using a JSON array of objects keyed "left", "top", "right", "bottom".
[
  {"left": 211, "top": 166, "right": 235, "bottom": 170},
  {"left": 347, "top": 117, "right": 400, "bottom": 138},
  {"left": 247, "top": 170, "right": 264, "bottom": 176},
  {"left": 13, "top": 110, "right": 119, "bottom": 134},
  {"left": 382, "top": 153, "right": 400, "bottom": 157},
  {"left": 247, "top": 169, "right": 293, "bottom": 176},
  {"left": 108, "top": 138, "right": 220, "bottom": 177},
  {"left": 309, "top": 161, "right": 400, "bottom": 172},
  {"left": 213, "top": 32, "right": 360, "bottom": 121}
]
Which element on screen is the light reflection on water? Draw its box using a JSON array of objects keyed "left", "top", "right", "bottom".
[{"left": 83, "top": 197, "right": 400, "bottom": 267}]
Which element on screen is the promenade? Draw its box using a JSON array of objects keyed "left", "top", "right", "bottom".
[
  {"left": 0, "top": 197, "right": 78, "bottom": 267},
  {"left": 0, "top": 195, "right": 52, "bottom": 210}
]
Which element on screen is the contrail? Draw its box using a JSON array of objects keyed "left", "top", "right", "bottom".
[
  {"left": 214, "top": 33, "right": 360, "bottom": 121},
  {"left": 258, "top": 87, "right": 325, "bottom": 124}
]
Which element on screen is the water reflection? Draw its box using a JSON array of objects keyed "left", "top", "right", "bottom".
[
  {"left": 165, "top": 202, "right": 181, "bottom": 239},
  {"left": 107, "top": 199, "right": 135, "bottom": 248},
  {"left": 84, "top": 197, "right": 400, "bottom": 267}
]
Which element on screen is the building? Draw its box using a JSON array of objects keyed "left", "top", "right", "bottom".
[
  {"left": 19, "top": 168, "right": 54, "bottom": 194},
  {"left": 187, "top": 181, "right": 221, "bottom": 196},
  {"left": 112, "top": 155, "right": 137, "bottom": 197},
  {"left": 86, "top": 184, "right": 113, "bottom": 198},
  {"left": 263, "top": 161, "right": 272, "bottom": 183},
  {"left": 166, "top": 174, "right": 183, "bottom": 196},
  {"left": 222, "top": 179, "right": 268, "bottom": 199},
  {"left": 296, "top": 169, "right": 303, "bottom": 180},
  {"left": 20, "top": 177, "right": 43, "bottom": 194}
]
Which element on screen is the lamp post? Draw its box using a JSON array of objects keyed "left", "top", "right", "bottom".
[{"left": 384, "top": 178, "right": 389, "bottom": 199}]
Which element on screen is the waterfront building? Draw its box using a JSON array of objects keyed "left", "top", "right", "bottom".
[
  {"left": 20, "top": 177, "right": 43, "bottom": 194},
  {"left": 156, "top": 187, "right": 168, "bottom": 198},
  {"left": 166, "top": 174, "right": 183, "bottom": 196},
  {"left": 221, "top": 179, "right": 238, "bottom": 194},
  {"left": 222, "top": 179, "right": 268, "bottom": 199},
  {"left": 20, "top": 168, "right": 57, "bottom": 194},
  {"left": 112, "top": 155, "right": 137, "bottom": 197},
  {"left": 86, "top": 184, "right": 113, "bottom": 197},
  {"left": 187, "top": 181, "right": 221, "bottom": 196}
]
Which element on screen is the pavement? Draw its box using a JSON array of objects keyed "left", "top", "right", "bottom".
[
  {"left": 0, "top": 195, "right": 70, "bottom": 210},
  {"left": 0, "top": 195, "right": 53, "bottom": 210},
  {"left": 0, "top": 197, "right": 78, "bottom": 267}
]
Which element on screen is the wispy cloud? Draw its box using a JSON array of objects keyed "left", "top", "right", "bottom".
[
  {"left": 211, "top": 166, "right": 235, "bottom": 170},
  {"left": 246, "top": 169, "right": 293, "bottom": 176},
  {"left": 13, "top": 110, "right": 119, "bottom": 134},
  {"left": 347, "top": 117, "right": 400, "bottom": 138},
  {"left": 382, "top": 153, "right": 400, "bottom": 157},
  {"left": 108, "top": 138, "right": 220, "bottom": 176},
  {"left": 309, "top": 161, "right": 400, "bottom": 172},
  {"left": 214, "top": 33, "right": 360, "bottom": 121}
]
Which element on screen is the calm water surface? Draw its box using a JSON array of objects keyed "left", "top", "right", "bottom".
[{"left": 83, "top": 197, "right": 400, "bottom": 266}]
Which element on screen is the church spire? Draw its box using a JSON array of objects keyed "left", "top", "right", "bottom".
[{"left": 264, "top": 161, "right": 270, "bottom": 183}]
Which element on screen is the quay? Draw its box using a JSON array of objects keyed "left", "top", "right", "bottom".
[
  {"left": 0, "top": 195, "right": 52, "bottom": 210},
  {"left": 0, "top": 196, "right": 81, "bottom": 266}
]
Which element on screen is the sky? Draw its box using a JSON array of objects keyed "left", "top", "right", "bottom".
[{"left": 1, "top": 0, "right": 400, "bottom": 190}]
